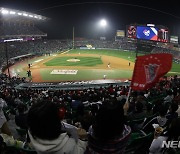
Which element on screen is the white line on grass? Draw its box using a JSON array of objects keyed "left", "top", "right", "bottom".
[
  {"left": 61, "top": 50, "right": 70, "bottom": 54},
  {"left": 34, "top": 59, "right": 44, "bottom": 63},
  {"left": 169, "top": 72, "right": 180, "bottom": 74}
]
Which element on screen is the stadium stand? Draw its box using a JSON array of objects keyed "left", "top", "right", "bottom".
[{"left": 0, "top": 73, "right": 179, "bottom": 153}]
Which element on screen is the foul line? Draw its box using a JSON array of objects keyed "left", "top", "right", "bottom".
[
  {"left": 169, "top": 71, "right": 180, "bottom": 74},
  {"left": 61, "top": 50, "right": 70, "bottom": 54}
]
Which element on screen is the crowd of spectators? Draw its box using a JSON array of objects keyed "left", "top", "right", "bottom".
[
  {"left": 0, "top": 39, "right": 72, "bottom": 66},
  {"left": 0, "top": 72, "right": 179, "bottom": 153},
  {"left": 74, "top": 38, "right": 136, "bottom": 50},
  {"left": 0, "top": 23, "right": 46, "bottom": 37},
  {"left": 152, "top": 47, "right": 180, "bottom": 62},
  {"left": 0, "top": 37, "right": 179, "bottom": 66}
]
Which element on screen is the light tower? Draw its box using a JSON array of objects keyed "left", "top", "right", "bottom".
[
  {"left": 100, "top": 19, "right": 107, "bottom": 27},
  {"left": 99, "top": 19, "right": 107, "bottom": 40}
]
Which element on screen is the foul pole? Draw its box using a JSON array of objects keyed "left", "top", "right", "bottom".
[{"left": 72, "top": 26, "right": 75, "bottom": 49}]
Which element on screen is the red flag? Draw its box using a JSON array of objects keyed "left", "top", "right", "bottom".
[{"left": 131, "top": 53, "right": 172, "bottom": 91}]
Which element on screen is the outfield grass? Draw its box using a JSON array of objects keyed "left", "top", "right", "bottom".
[
  {"left": 44, "top": 56, "right": 103, "bottom": 66},
  {"left": 68, "top": 49, "right": 138, "bottom": 62},
  {"left": 67, "top": 49, "right": 180, "bottom": 74},
  {"left": 171, "top": 63, "right": 180, "bottom": 73},
  {"left": 40, "top": 69, "right": 132, "bottom": 81}
]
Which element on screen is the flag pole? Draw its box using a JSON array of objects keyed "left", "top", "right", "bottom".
[
  {"left": 124, "top": 39, "right": 139, "bottom": 114},
  {"left": 5, "top": 41, "right": 11, "bottom": 78},
  {"left": 123, "top": 87, "right": 131, "bottom": 115},
  {"left": 136, "top": 39, "right": 139, "bottom": 57},
  {"left": 126, "top": 87, "right": 131, "bottom": 102}
]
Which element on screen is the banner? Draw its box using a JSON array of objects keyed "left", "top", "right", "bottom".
[{"left": 131, "top": 53, "right": 172, "bottom": 91}]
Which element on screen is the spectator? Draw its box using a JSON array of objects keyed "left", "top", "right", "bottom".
[
  {"left": 143, "top": 105, "right": 168, "bottom": 134},
  {"left": 86, "top": 99, "right": 131, "bottom": 154},
  {"left": 173, "top": 88, "right": 180, "bottom": 104},
  {"left": 164, "top": 89, "right": 174, "bottom": 104},
  {"left": 128, "top": 101, "right": 146, "bottom": 121},
  {"left": 145, "top": 102, "right": 154, "bottom": 117},
  {"left": 149, "top": 118, "right": 180, "bottom": 154},
  {"left": 166, "top": 103, "right": 179, "bottom": 124},
  {"left": 15, "top": 103, "right": 28, "bottom": 129},
  {"left": 0, "top": 98, "right": 12, "bottom": 136},
  {"left": 27, "top": 99, "right": 87, "bottom": 154}
]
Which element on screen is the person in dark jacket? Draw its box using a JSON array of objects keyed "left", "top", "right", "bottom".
[
  {"left": 15, "top": 103, "right": 28, "bottom": 129},
  {"left": 86, "top": 99, "right": 131, "bottom": 154}
]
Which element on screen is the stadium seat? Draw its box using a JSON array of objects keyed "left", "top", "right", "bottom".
[
  {"left": 125, "top": 131, "right": 153, "bottom": 154},
  {"left": 3, "top": 146, "right": 20, "bottom": 154},
  {"left": 162, "top": 148, "right": 180, "bottom": 154},
  {"left": 16, "top": 128, "right": 27, "bottom": 141},
  {"left": 21, "top": 148, "right": 37, "bottom": 154},
  {"left": 127, "top": 117, "right": 146, "bottom": 132},
  {"left": 4, "top": 145, "right": 37, "bottom": 154},
  {"left": 3, "top": 108, "right": 11, "bottom": 121},
  {"left": 142, "top": 114, "right": 157, "bottom": 128}
]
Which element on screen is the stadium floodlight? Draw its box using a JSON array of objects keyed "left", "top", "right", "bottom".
[
  {"left": 4, "top": 38, "right": 23, "bottom": 42},
  {"left": 100, "top": 19, "right": 107, "bottom": 27},
  {"left": 10, "top": 11, "right": 16, "bottom": 14},
  {"left": 23, "top": 13, "right": 28, "bottom": 16},
  {"left": 147, "top": 24, "right": 155, "bottom": 27},
  {"left": 17, "top": 12, "right": 22, "bottom": 15},
  {"left": 1, "top": 9, "right": 9, "bottom": 14},
  {"left": 0, "top": 7, "right": 47, "bottom": 20}
]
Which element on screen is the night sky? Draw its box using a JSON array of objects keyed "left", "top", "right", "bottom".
[{"left": 0, "top": 0, "right": 180, "bottom": 39}]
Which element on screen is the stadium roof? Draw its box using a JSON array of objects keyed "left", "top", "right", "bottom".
[{"left": 0, "top": 7, "right": 47, "bottom": 21}]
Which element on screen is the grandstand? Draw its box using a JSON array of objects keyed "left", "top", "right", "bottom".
[{"left": 0, "top": 7, "right": 47, "bottom": 38}]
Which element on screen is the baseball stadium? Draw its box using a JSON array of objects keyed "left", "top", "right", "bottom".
[
  {"left": 0, "top": 4, "right": 180, "bottom": 154},
  {"left": 7, "top": 48, "right": 180, "bottom": 83},
  {"left": 0, "top": 8, "right": 179, "bottom": 86}
]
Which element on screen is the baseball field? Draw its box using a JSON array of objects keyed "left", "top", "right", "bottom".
[{"left": 7, "top": 49, "right": 180, "bottom": 82}]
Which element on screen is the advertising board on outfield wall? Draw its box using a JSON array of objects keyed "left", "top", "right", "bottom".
[
  {"left": 170, "top": 36, "right": 179, "bottom": 44},
  {"left": 116, "top": 30, "right": 125, "bottom": 37}
]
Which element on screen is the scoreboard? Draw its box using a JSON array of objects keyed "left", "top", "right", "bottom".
[
  {"left": 127, "top": 24, "right": 169, "bottom": 43},
  {"left": 127, "top": 25, "right": 136, "bottom": 39},
  {"left": 137, "top": 26, "right": 158, "bottom": 41},
  {"left": 116, "top": 30, "right": 125, "bottom": 37},
  {"left": 158, "top": 28, "right": 169, "bottom": 42}
]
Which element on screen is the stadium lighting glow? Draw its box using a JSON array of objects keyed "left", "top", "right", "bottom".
[
  {"left": 100, "top": 19, "right": 107, "bottom": 27},
  {"left": 1, "top": 9, "right": 9, "bottom": 14},
  {"left": 147, "top": 24, "right": 155, "bottom": 27},
  {"left": 4, "top": 38, "right": 23, "bottom": 42},
  {"left": 0, "top": 7, "right": 47, "bottom": 20},
  {"left": 17, "top": 12, "right": 22, "bottom": 15},
  {"left": 10, "top": 11, "right": 16, "bottom": 14},
  {"left": 23, "top": 13, "right": 28, "bottom": 16}
]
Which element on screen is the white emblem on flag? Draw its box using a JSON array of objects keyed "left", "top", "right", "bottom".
[{"left": 144, "top": 64, "right": 160, "bottom": 83}]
